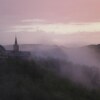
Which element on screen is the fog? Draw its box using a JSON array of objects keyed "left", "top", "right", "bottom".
[
  {"left": 5, "top": 44, "right": 100, "bottom": 88},
  {"left": 29, "top": 45, "right": 100, "bottom": 88},
  {"left": 60, "top": 47, "right": 100, "bottom": 88},
  {"left": 29, "top": 45, "right": 100, "bottom": 67},
  {"left": 64, "top": 47, "right": 100, "bottom": 67}
]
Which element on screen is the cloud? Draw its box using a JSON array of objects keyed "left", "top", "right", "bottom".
[
  {"left": 9, "top": 21, "right": 100, "bottom": 34},
  {"left": 21, "top": 19, "right": 46, "bottom": 23}
]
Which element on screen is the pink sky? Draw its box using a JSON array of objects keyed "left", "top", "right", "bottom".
[
  {"left": 1, "top": 0, "right": 100, "bottom": 22},
  {"left": 0, "top": 0, "right": 100, "bottom": 46}
]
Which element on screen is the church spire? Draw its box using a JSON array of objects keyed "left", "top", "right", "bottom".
[
  {"left": 15, "top": 36, "right": 18, "bottom": 45},
  {"left": 13, "top": 36, "right": 19, "bottom": 52}
]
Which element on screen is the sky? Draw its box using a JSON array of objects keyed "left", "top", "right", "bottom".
[{"left": 0, "top": 0, "right": 100, "bottom": 46}]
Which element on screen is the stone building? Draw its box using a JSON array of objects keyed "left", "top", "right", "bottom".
[
  {"left": 0, "top": 37, "right": 31, "bottom": 60},
  {"left": 0, "top": 45, "right": 7, "bottom": 59}
]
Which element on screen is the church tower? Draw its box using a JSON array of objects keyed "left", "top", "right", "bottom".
[{"left": 13, "top": 36, "right": 19, "bottom": 52}]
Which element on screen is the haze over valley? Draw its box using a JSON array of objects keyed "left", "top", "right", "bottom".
[{"left": 1, "top": 0, "right": 100, "bottom": 99}]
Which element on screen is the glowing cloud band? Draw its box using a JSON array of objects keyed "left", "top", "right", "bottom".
[{"left": 10, "top": 21, "right": 100, "bottom": 34}]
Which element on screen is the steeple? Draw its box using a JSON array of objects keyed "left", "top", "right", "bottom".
[
  {"left": 13, "top": 36, "right": 19, "bottom": 52},
  {"left": 15, "top": 36, "right": 18, "bottom": 45}
]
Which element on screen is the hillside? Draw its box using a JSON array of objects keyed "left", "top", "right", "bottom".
[
  {"left": 87, "top": 44, "right": 100, "bottom": 52},
  {"left": 0, "top": 57, "right": 100, "bottom": 100},
  {"left": 4, "top": 44, "right": 67, "bottom": 60}
]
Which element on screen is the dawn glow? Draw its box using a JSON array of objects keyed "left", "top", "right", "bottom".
[{"left": 10, "top": 21, "right": 100, "bottom": 34}]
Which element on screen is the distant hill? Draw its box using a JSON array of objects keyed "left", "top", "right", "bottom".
[
  {"left": 87, "top": 44, "right": 100, "bottom": 51},
  {"left": 4, "top": 44, "right": 67, "bottom": 60},
  {"left": 4, "top": 44, "right": 62, "bottom": 51},
  {"left": 4, "top": 44, "right": 100, "bottom": 61},
  {"left": 5, "top": 43, "right": 100, "bottom": 51}
]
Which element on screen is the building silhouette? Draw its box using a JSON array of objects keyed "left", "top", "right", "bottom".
[
  {"left": 0, "top": 37, "right": 31, "bottom": 60},
  {"left": 13, "top": 37, "right": 19, "bottom": 52}
]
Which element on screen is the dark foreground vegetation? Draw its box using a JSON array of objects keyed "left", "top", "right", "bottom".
[{"left": 0, "top": 58, "right": 100, "bottom": 100}]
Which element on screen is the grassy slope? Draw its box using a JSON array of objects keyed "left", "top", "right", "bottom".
[{"left": 0, "top": 58, "right": 100, "bottom": 100}]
